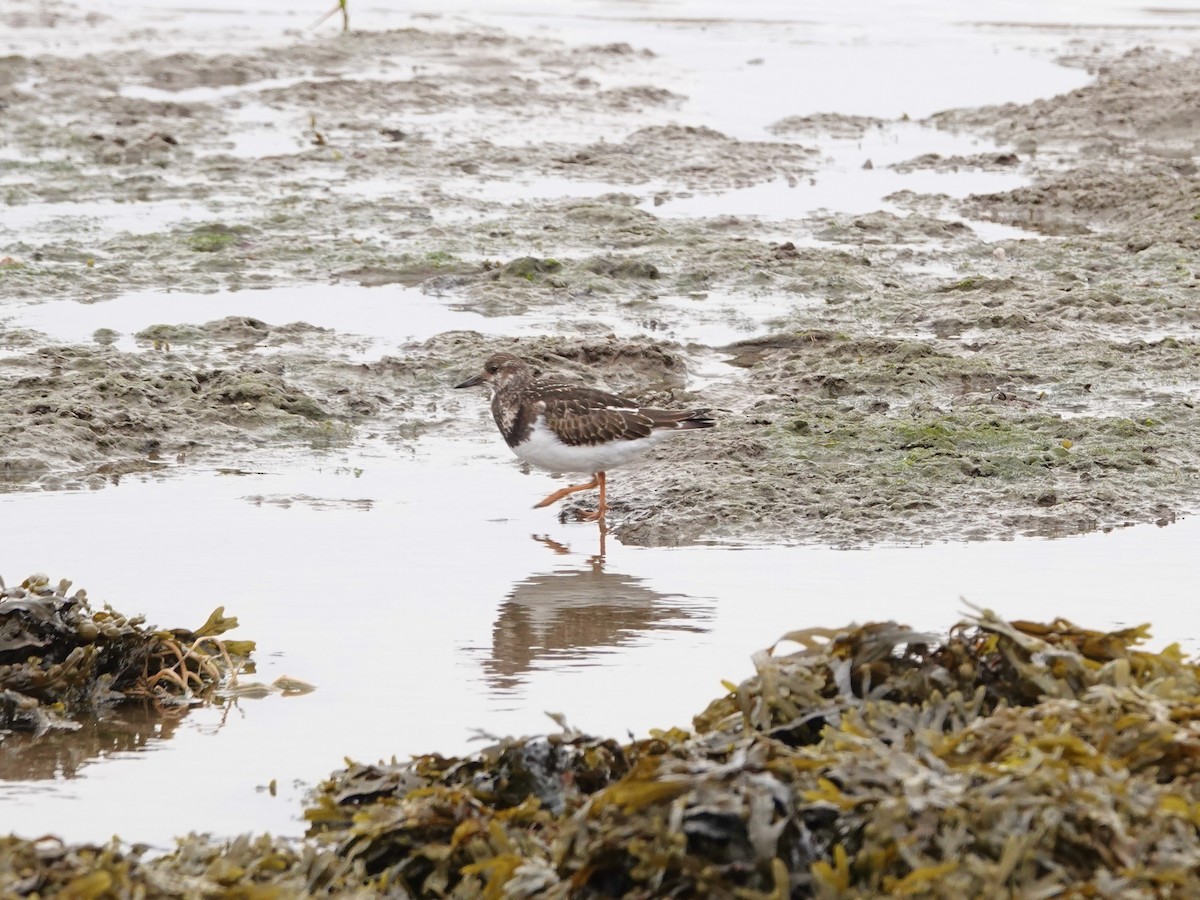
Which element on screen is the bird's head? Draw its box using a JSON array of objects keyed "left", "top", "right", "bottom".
[{"left": 454, "top": 352, "right": 533, "bottom": 393}]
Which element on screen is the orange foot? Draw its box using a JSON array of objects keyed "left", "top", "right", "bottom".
[
  {"left": 533, "top": 474, "right": 599, "bottom": 509},
  {"left": 575, "top": 472, "right": 608, "bottom": 522}
]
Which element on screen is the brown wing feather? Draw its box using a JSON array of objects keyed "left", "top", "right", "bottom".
[
  {"left": 523, "top": 380, "right": 714, "bottom": 446},
  {"left": 532, "top": 383, "right": 654, "bottom": 447}
]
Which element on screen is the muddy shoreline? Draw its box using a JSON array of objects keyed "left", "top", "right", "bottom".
[{"left": 3, "top": 9, "right": 1200, "bottom": 545}]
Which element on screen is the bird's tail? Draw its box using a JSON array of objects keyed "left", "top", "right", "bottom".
[{"left": 647, "top": 408, "right": 715, "bottom": 430}]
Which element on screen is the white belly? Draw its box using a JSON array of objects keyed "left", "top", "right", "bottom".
[{"left": 512, "top": 418, "right": 664, "bottom": 474}]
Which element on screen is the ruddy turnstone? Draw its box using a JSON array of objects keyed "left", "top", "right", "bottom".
[{"left": 455, "top": 352, "right": 714, "bottom": 520}]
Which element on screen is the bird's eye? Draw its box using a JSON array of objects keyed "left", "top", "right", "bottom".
[{"left": 485, "top": 363, "right": 499, "bottom": 374}]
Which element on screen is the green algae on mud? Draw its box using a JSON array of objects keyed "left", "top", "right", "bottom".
[
  {"left": 0, "top": 573, "right": 254, "bottom": 734},
  {"left": 8, "top": 612, "right": 1200, "bottom": 897}
]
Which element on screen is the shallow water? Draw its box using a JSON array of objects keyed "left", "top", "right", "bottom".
[
  {"left": 2, "top": 435, "right": 1197, "bottom": 844},
  {"left": 4, "top": 0, "right": 1200, "bottom": 849},
  {"left": 0, "top": 198, "right": 220, "bottom": 243},
  {"left": 1, "top": 282, "right": 804, "bottom": 352}
]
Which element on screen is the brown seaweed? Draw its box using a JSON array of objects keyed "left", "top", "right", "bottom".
[
  {"left": 6, "top": 609, "right": 1200, "bottom": 898},
  {"left": 0, "top": 573, "right": 255, "bottom": 735}
]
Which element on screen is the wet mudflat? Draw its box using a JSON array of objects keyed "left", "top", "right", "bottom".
[
  {"left": 2, "top": 0, "right": 1200, "bottom": 879},
  {"left": 5, "top": 1, "right": 1200, "bottom": 543}
]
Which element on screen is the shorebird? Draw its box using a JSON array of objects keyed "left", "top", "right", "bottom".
[{"left": 455, "top": 352, "right": 714, "bottom": 520}]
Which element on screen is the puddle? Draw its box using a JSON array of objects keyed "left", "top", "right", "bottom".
[
  {"left": 0, "top": 198, "right": 215, "bottom": 240},
  {"left": 2, "top": 285, "right": 512, "bottom": 352},
  {"left": 220, "top": 101, "right": 313, "bottom": 159},
  {"left": 459, "top": 2, "right": 1095, "bottom": 142},
  {"left": 1, "top": 284, "right": 808, "bottom": 352},
  {"left": 646, "top": 122, "right": 1038, "bottom": 241},
  {"left": 1, "top": 434, "right": 1196, "bottom": 844},
  {"left": 119, "top": 76, "right": 316, "bottom": 105}
]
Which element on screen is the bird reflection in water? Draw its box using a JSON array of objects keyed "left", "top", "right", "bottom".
[{"left": 481, "top": 532, "right": 712, "bottom": 693}]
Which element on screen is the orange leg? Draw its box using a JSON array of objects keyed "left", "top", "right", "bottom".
[
  {"left": 577, "top": 472, "right": 608, "bottom": 522},
  {"left": 533, "top": 474, "right": 599, "bottom": 509}
]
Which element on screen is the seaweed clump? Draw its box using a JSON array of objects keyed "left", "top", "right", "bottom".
[
  {"left": 303, "top": 610, "right": 1200, "bottom": 897},
  {"left": 0, "top": 573, "right": 254, "bottom": 735},
  {"left": 0, "top": 833, "right": 366, "bottom": 899},
  {"left": 6, "top": 610, "right": 1200, "bottom": 897}
]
